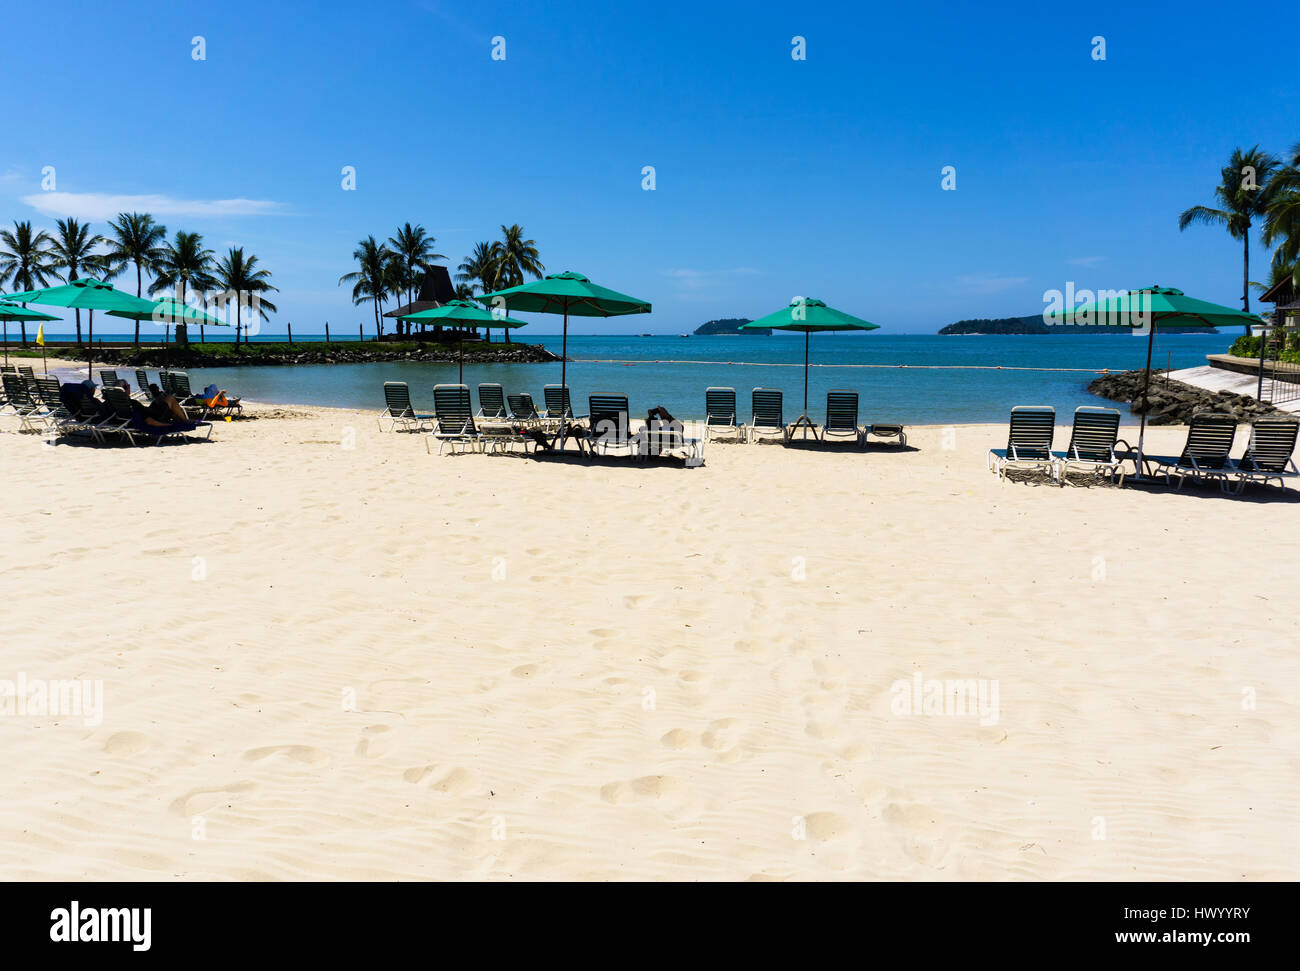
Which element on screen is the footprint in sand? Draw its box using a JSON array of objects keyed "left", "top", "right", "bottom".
[
  {"left": 103, "top": 731, "right": 148, "bottom": 756},
  {"left": 243, "top": 745, "right": 328, "bottom": 765},
  {"left": 802, "top": 811, "right": 850, "bottom": 842},
  {"left": 660, "top": 728, "right": 693, "bottom": 749},
  {"left": 883, "top": 802, "right": 950, "bottom": 867},
  {"left": 402, "top": 765, "right": 435, "bottom": 784},
  {"left": 700, "top": 718, "right": 742, "bottom": 751},
  {"left": 170, "top": 781, "right": 257, "bottom": 817},
  {"left": 432, "top": 768, "right": 476, "bottom": 794},
  {"left": 402, "top": 765, "right": 476, "bottom": 794},
  {"left": 599, "top": 775, "right": 687, "bottom": 805},
  {"left": 353, "top": 724, "right": 395, "bottom": 758}
]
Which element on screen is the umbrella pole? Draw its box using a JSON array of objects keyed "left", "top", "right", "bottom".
[
  {"left": 804, "top": 331, "right": 810, "bottom": 415},
  {"left": 41, "top": 342, "right": 47, "bottom": 375},
  {"left": 557, "top": 299, "right": 569, "bottom": 451},
  {"left": 1135, "top": 319, "right": 1156, "bottom": 476},
  {"left": 459, "top": 336, "right": 464, "bottom": 384},
  {"left": 3, "top": 322, "right": 7, "bottom": 365}
]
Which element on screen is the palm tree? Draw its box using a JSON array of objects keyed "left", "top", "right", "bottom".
[
  {"left": 104, "top": 212, "right": 167, "bottom": 344},
  {"left": 49, "top": 218, "right": 107, "bottom": 344},
  {"left": 493, "top": 225, "right": 543, "bottom": 343},
  {"left": 1179, "top": 146, "right": 1281, "bottom": 312},
  {"left": 387, "top": 222, "right": 445, "bottom": 312},
  {"left": 149, "top": 231, "right": 217, "bottom": 343},
  {"left": 1263, "top": 141, "right": 1300, "bottom": 292},
  {"left": 339, "top": 236, "right": 394, "bottom": 337},
  {"left": 214, "top": 248, "right": 279, "bottom": 346},
  {"left": 457, "top": 240, "right": 503, "bottom": 342},
  {"left": 0, "top": 221, "right": 56, "bottom": 344}
]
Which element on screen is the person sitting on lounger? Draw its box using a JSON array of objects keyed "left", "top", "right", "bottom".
[
  {"left": 60, "top": 380, "right": 111, "bottom": 419},
  {"left": 202, "top": 383, "right": 239, "bottom": 410}
]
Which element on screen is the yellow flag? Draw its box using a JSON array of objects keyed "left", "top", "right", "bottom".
[{"left": 36, "top": 323, "right": 44, "bottom": 346}]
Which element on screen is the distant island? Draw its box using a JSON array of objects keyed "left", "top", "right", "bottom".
[
  {"left": 938, "top": 315, "right": 1216, "bottom": 335},
  {"left": 693, "top": 317, "right": 769, "bottom": 336}
]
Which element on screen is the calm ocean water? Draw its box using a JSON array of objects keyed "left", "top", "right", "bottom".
[{"left": 51, "top": 332, "right": 1236, "bottom": 425}]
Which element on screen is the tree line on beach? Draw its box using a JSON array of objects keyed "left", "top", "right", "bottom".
[
  {"left": 0, "top": 215, "right": 277, "bottom": 344},
  {"left": 339, "top": 223, "right": 543, "bottom": 342}
]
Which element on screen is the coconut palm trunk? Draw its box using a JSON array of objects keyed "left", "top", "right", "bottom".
[{"left": 134, "top": 262, "right": 144, "bottom": 343}]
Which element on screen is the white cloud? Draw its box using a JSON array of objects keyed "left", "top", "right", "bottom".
[
  {"left": 21, "top": 191, "right": 285, "bottom": 221},
  {"left": 956, "top": 273, "right": 1029, "bottom": 295}
]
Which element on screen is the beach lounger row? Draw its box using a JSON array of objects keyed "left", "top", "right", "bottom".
[
  {"left": 706, "top": 387, "right": 905, "bottom": 446},
  {"left": 989, "top": 405, "right": 1300, "bottom": 492},
  {"left": 381, "top": 381, "right": 702, "bottom": 461},
  {"left": 2, "top": 370, "right": 213, "bottom": 445},
  {"left": 381, "top": 381, "right": 905, "bottom": 456}
]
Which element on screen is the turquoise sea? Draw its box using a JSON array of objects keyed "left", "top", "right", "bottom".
[{"left": 51, "top": 332, "right": 1236, "bottom": 425}]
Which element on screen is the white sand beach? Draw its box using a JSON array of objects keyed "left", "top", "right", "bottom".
[{"left": 2, "top": 403, "right": 1298, "bottom": 881}]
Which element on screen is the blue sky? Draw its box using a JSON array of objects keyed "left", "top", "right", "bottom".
[{"left": 4, "top": 0, "right": 1297, "bottom": 335}]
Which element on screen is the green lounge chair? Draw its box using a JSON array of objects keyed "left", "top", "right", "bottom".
[
  {"left": 1140, "top": 411, "right": 1238, "bottom": 491},
  {"left": 823, "top": 390, "right": 864, "bottom": 447},
  {"left": 2, "top": 372, "right": 41, "bottom": 427},
  {"left": 1232, "top": 417, "right": 1299, "bottom": 493},
  {"left": 477, "top": 383, "right": 508, "bottom": 419},
  {"left": 865, "top": 422, "right": 907, "bottom": 446},
  {"left": 90, "top": 386, "right": 141, "bottom": 443},
  {"left": 99, "top": 369, "right": 119, "bottom": 387},
  {"left": 1052, "top": 406, "right": 1124, "bottom": 486},
  {"left": 543, "top": 384, "right": 580, "bottom": 420},
  {"left": 988, "top": 406, "right": 1056, "bottom": 480},
  {"left": 134, "top": 369, "right": 153, "bottom": 400},
  {"left": 749, "top": 388, "right": 786, "bottom": 443},
  {"left": 427, "top": 384, "right": 480, "bottom": 454},
  {"left": 379, "top": 381, "right": 432, "bottom": 432},
  {"left": 587, "top": 394, "right": 635, "bottom": 456},
  {"left": 704, "top": 387, "right": 741, "bottom": 441},
  {"left": 508, "top": 393, "right": 541, "bottom": 423}
]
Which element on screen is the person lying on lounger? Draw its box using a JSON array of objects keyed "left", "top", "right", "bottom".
[{"left": 143, "top": 384, "right": 190, "bottom": 424}]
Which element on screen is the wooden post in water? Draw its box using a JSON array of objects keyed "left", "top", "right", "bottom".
[
  {"left": 359, "top": 324, "right": 363, "bottom": 343},
  {"left": 288, "top": 322, "right": 293, "bottom": 344},
  {"left": 325, "top": 322, "right": 330, "bottom": 343}
]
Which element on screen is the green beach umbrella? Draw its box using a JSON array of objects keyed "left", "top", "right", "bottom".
[
  {"left": 7, "top": 278, "right": 161, "bottom": 377},
  {"left": 106, "top": 296, "right": 233, "bottom": 369},
  {"left": 1054, "top": 285, "right": 1264, "bottom": 477},
  {"left": 0, "top": 301, "right": 59, "bottom": 321},
  {"left": 0, "top": 302, "right": 60, "bottom": 364},
  {"left": 107, "top": 296, "right": 230, "bottom": 328},
  {"left": 478, "top": 271, "right": 651, "bottom": 447},
  {"left": 740, "top": 297, "right": 880, "bottom": 427},
  {"left": 398, "top": 299, "right": 529, "bottom": 382}
]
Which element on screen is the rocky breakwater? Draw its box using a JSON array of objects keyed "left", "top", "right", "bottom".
[
  {"left": 1088, "top": 369, "right": 1278, "bottom": 424},
  {"left": 88, "top": 341, "right": 562, "bottom": 368}
]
